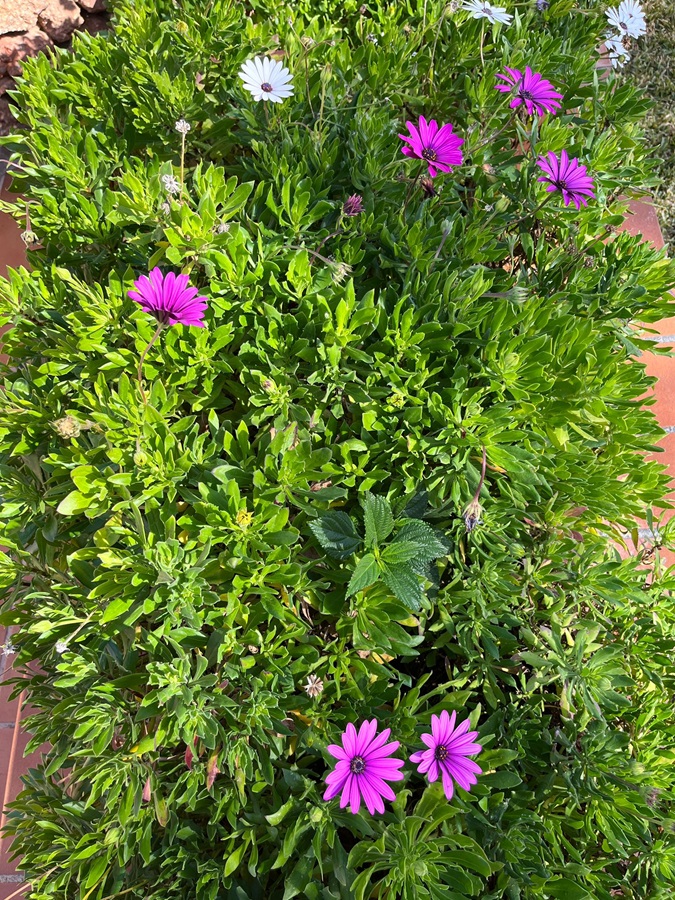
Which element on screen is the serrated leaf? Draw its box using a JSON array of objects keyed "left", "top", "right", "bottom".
[
  {"left": 380, "top": 564, "right": 424, "bottom": 611},
  {"left": 346, "top": 553, "right": 380, "bottom": 597},
  {"left": 309, "top": 512, "right": 361, "bottom": 559},
  {"left": 360, "top": 492, "right": 394, "bottom": 547},
  {"left": 393, "top": 520, "right": 449, "bottom": 561},
  {"left": 381, "top": 540, "right": 420, "bottom": 566}
]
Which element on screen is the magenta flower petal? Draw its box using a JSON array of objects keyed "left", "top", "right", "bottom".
[
  {"left": 410, "top": 710, "right": 482, "bottom": 800},
  {"left": 324, "top": 719, "right": 403, "bottom": 816},
  {"left": 535, "top": 151, "right": 595, "bottom": 208},
  {"left": 495, "top": 65, "right": 563, "bottom": 116},
  {"left": 128, "top": 267, "right": 209, "bottom": 327},
  {"left": 399, "top": 116, "right": 464, "bottom": 177},
  {"left": 327, "top": 743, "right": 348, "bottom": 760}
]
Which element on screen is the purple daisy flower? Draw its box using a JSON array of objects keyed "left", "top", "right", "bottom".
[
  {"left": 399, "top": 116, "right": 464, "bottom": 178},
  {"left": 410, "top": 710, "right": 482, "bottom": 801},
  {"left": 495, "top": 66, "right": 563, "bottom": 117},
  {"left": 536, "top": 150, "right": 596, "bottom": 210},
  {"left": 128, "top": 268, "right": 208, "bottom": 328},
  {"left": 324, "top": 719, "right": 404, "bottom": 815}
]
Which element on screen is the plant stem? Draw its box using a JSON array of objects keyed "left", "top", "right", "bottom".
[
  {"left": 472, "top": 446, "right": 488, "bottom": 504},
  {"left": 508, "top": 193, "right": 553, "bottom": 230},
  {"left": 315, "top": 228, "right": 344, "bottom": 254},
  {"left": 180, "top": 132, "right": 186, "bottom": 196},
  {"left": 403, "top": 163, "right": 426, "bottom": 212},
  {"left": 137, "top": 322, "right": 165, "bottom": 406},
  {"left": 471, "top": 110, "right": 517, "bottom": 154}
]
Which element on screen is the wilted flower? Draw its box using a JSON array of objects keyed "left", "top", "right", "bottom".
[
  {"left": 53, "top": 416, "right": 82, "bottom": 439},
  {"left": 399, "top": 116, "right": 464, "bottom": 178},
  {"left": 214, "top": 222, "right": 231, "bottom": 234},
  {"left": 20, "top": 229, "right": 39, "bottom": 247},
  {"left": 55, "top": 641, "right": 69, "bottom": 654},
  {"left": 536, "top": 0, "right": 549, "bottom": 9},
  {"left": 305, "top": 674, "right": 324, "bottom": 697},
  {"left": 366, "top": 33, "right": 379, "bottom": 44},
  {"left": 333, "top": 262, "right": 353, "bottom": 283},
  {"left": 536, "top": 150, "right": 596, "bottom": 210},
  {"left": 175, "top": 118, "right": 191, "bottom": 134},
  {"left": 463, "top": 497, "right": 483, "bottom": 532},
  {"left": 420, "top": 175, "right": 438, "bottom": 198},
  {"left": 494, "top": 66, "right": 563, "bottom": 116},
  {"left": 160, "top": 201, "right": 172, "bottom": 215},
  {"left": 410, "top": 710, "right": 482, "bottom": 800},
  {"left": 324, "top": 719, "right": 405, "bottom": 815},
  {"left": 128, "top": 268, "right": 208, "bottom": 327},
  {"left": 605, "top": 35, "right": 631, "bottom": 68},
  {"left": 161, "top": 174, "right": 181, "bottom": 195},
  {"left": 239, "top": 56, "right": 294, "bottom": 103},
  {"left": 646, "top": 787, "right": 660, "bottom": 808},
  {"left": 342, "top": 194, "right": 364, "bottom": 217},
  {"left": 606, "top": 0, "right": 646, "bottom": 39},
  {"left": 462, "top": 0, "right": 513, "bottom": 26}
]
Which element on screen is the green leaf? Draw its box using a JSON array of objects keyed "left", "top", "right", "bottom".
[
  {"left": 380, "top": 564, "right": 424, "bottom": 610},
  {"left": 346, "top": 553, "right": 381, "bottom": 597},
  {"left": 392, "top": 520, "right": 449, "bottom": 561},
  {"left": 545, "top": 879, "right": 593, "bottom": 899},
  {"left": 381, "top": 540, "right": 420, "bottom": 566},
  {"left": 100, "top": 597, "right": 135, "bottom": 624},
  {"left": 309, "top": 512, "right": 361, "bottom": 559},
  {"left": 360, "top": 492, "right": 394, "bottom": 547},
  {"left": 442, "top": 849, "right": 492, "bottom": 878},
  {"left": 56, "top": 490, "right": 90, "bottom": 516}
]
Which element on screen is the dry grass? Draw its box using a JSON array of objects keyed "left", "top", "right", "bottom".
[{"left": 627, "top": 0, "right": 675, "bottom": 245}]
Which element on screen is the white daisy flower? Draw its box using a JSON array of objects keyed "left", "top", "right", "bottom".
[
  {"left": 175, "top": 119, "right": 191, "bottom": 134},
  {"left": 239, "top": 56, "right": 294, "bottom": 104},
  {"left": 606, "top": 0, "right": 646, "bottom": 39},
  {"left": 161, "top": 174, "right": 181, "bottom": 194},
  {"left": 462, "top": 0, "right": 513, "bottom": 25},
  {"left": 605, "top": 34, "right": 631, "bottom": 68}
]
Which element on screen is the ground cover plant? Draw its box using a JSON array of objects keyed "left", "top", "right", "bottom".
[{"left": 1, "top": 0, "right": 675, "bottom": 897}]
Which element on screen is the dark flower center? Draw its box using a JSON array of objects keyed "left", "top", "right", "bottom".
[
  {"left": 555, "top": 178, "right": 568, "bottom": 191},
  {"left": 261, "top": 82, "right": 273, "bottom": 93},
  {"left": 519, "top": 89, "right": 534, "bottom": 100},
  {"left": 422, "top": 147, "right": 437, "bottom": 161},
  {"left": 350, "top": 755, "right": 366, "bottom": 775},
  {"left": 434, "top": 744, "right": 449, "bottom": 762}
]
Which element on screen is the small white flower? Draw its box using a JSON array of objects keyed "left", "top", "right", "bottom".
[
  {"left": 304, "top": 674, "right": 324, "bottom": 698},
  {"left": 606, "top": 0, "right": 646, "bottom": 39},
  {"left": 55, "top": 641, "right": 69, "bottom": 654},
  {"left": 1, "top": 642, "right": 16, "bottom": 656},
  {"left": 215, "top": 222, "right": 231, "bottom": 234},
  {"left": 462, "top": 0, "right": 513, "bottom": 25},
  {"left": 161, "top": 174, "right": 181, "bottom": 195},
  {"left": 239, "top": 56, "right": 294, "bottom": 104},
  {"left": 367, "top": 33, "right": 379, "bottom": 44},
  {"left": 175, "top": 118, "right": 191, "bottom": 134},
  {"left": 605, "top": 34, "right": 631, "bottom": 68}
]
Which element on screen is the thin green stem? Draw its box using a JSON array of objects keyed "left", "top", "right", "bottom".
[
  {"left": 137, "top": 323, "right": 165, "bottom": 406},
  {"left": 508, "top": 193, "right": 553, "bottom": 230}
]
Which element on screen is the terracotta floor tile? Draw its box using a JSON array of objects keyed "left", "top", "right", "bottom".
[
  {"left": 0, "top": 187, "right": 26, "bottom": 279},
  {"left": 619, "top": 197, "right": 666, "bottom": 250}
]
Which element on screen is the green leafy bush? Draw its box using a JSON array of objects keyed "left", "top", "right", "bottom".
[{"left": 1, "top": 0, "right": 675, "bottom": 897}]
